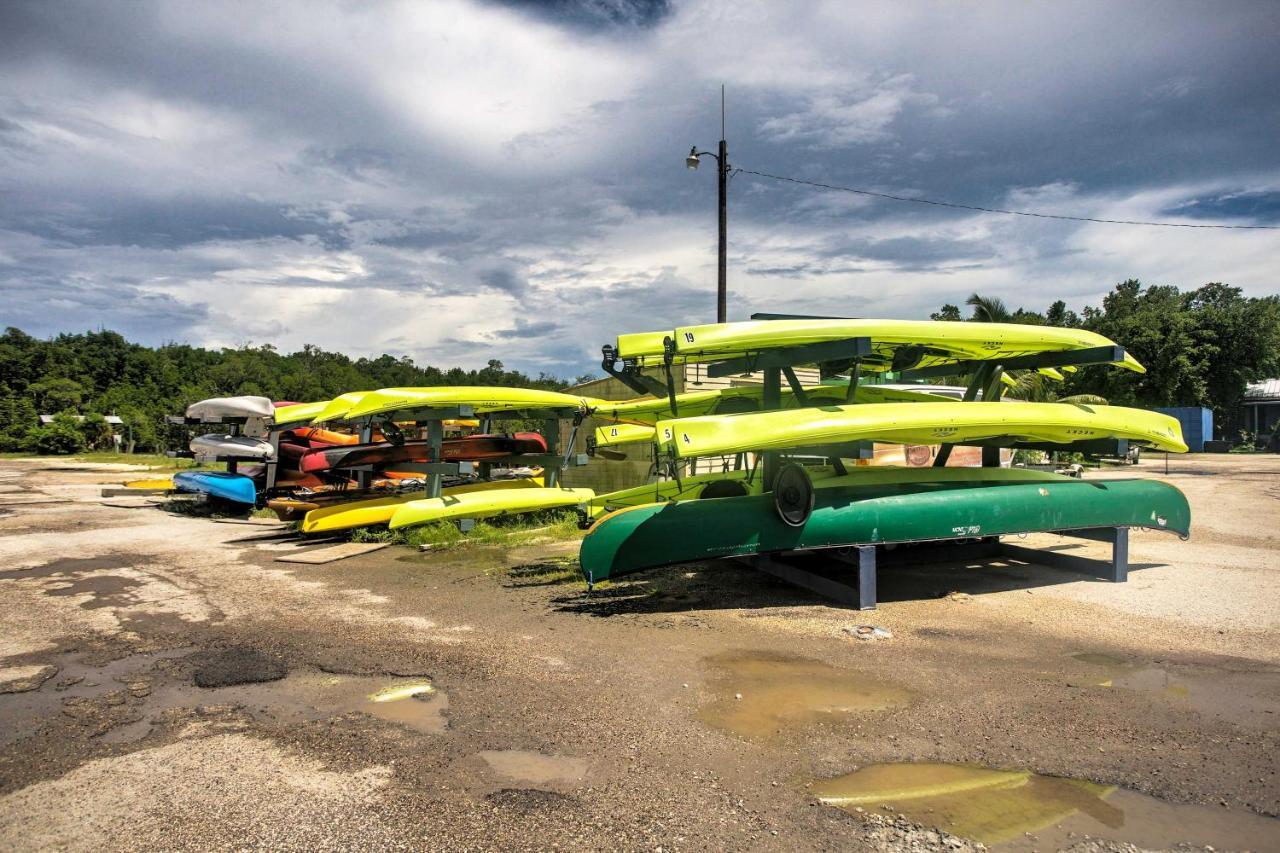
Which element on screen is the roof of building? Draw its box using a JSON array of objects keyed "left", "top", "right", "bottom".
[
  {"left": 39, "top": 414, "right": 125, "bottom": 425},
  {"left": 1244, "top": 378, "right": 1280, "bottom": 402}
]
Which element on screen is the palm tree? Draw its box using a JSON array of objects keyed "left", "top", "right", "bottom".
[{"left": 966, "top": 293, "right": 1011, "bottom": 323}]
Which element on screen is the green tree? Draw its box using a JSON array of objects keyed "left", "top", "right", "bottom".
[
  {"left": 78, "top": 412, "right": 114, "bottom": 451},
  {"left": 965, "top": 293, "right": 1011, "bottom": 323},
  {"left": 33, "top": 411, "right": 86, "bottom": 455},
  {"left": 29, "top": 377, "right": 85, "bottom": 412}
]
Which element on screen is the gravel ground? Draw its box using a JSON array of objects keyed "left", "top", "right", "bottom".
[{"left": 0, "top": 454, "right": 1276, "bottom": 851}]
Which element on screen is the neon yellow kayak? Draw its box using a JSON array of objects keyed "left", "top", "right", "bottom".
[
  {"left": 308, "top": 391, "right": 377, "bottom": 424},
  {"left": 587, "top": 465, "right": 1064, "bottom": 517},
  {"left": 301, "top": 476, "right": 545, "bottom": 533},
  {"left": 593, "top": 383, "right": 948, "bottom": 426},
  {"left": 275, "top": 399, "right": 341, "bottom": 427},
  {"left": 388, "top": 487, "right": 595, "bottom": 530},
  {"left": 595, "top": 422, "right": 659, "bottom": 446},
  {"left": 319, "top": 386, "right": 597, "bottom": 423},
  {"left": 616, "top": 319, "right": 1145, "bottom": 373},
  {"left": 655, "top": 402, "right": 1187, "bottom": 458}
]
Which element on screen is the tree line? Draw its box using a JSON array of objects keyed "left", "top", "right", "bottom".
[
  {"left": 930, "top": 279, "right": 1280, "bottom": 437},
  {"left": 0, "top": 328, "right": 588, "bottom": 454},
  {"left": 2, "top": 277, "right": 1276, "bottom": 454}
]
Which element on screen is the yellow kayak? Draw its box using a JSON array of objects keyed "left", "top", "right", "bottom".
[
  {"left": 616, "top": 319, "right": 1145, "bottom": 373},
  {"left": 318, "top": 386, "right": 597, "bottom": 423},
  {"left": 308, "top": 391, "right": 376, "bottom": 425},
  {"left": 587, "top": 466, "right": 1066, "bottom": 518},
  {"left": 124, "top": 477, "right": 175, "bottom": 490},
  {"left": 595, "top": 422, "right": 659, "bottom": 447},
  {"left": 273, "top": 399, "right": 338, "bottom": 427},
  {"left": 302, "top": 476, "right": 545, "bottom": 533},
  {"left": 593, "top": 383, "right": 947, "bottom": 426},
  {"left": 655, "top": 402, "right": 1187, "bottom": 458},
  {"left": 388, "top": 486, "right": 594, "bottom": 530}
]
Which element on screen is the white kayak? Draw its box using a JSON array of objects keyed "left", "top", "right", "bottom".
[
  {"left": 186, "top": 396, "right": 277, "bottom": 420},
  {"left": 190, "top": 433, "right": 275, "bottom": 460}
]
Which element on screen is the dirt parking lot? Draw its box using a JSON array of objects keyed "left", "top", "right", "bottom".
[{"left": 0, "top": 454, "right": 1277, "bottom": 851}]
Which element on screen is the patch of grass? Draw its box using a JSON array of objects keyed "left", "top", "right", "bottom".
[
  {"left": 356, "top": 509, "right": 584, "bottom": 550},
  {"left": 0, "top": 450, "right": 207, "bottom": 474},
  {"left": 250, "top": 506, "right": 279, "bottom": 519},
  {"left": 156, "top": 497, "right": 246, "bottom": 519},
  {"left": 350, "top": 526, "right": 406, "bottom": 544}
]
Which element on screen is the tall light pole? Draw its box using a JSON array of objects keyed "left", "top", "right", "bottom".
[{"left": 686, "top": 85, "right": 729, "bottom": 323}]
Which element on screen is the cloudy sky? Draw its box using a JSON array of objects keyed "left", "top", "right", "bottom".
[{"left": 2, "top": 0, "right": 1278, "bottom": 376}]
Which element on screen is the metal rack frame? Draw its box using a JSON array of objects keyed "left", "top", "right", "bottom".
[{"left": 641, "top": 315, "right": 1145, "bottom": 608}]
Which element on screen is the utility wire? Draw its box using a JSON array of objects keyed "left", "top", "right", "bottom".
[{"left": 736, "top": 168, "right": 1280, "bottom": 230}]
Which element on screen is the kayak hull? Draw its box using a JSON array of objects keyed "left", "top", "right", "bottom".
[
  {"left": 655, "top": 401, "right": 1188, "bottom": 458},
  {"left": 300, "top": 476, "right": 546, "bottom": 533},
  {"left": 317, "top": 386, "right": 595, "bottom": 423},
  {"left": 616, "top": 319, "right": 1146, "bottom": 373},
  {"left": 580, "top": 475, "right": 1190, "bottom": 581},
  {"left": 172, "top": 471, "right": 258, "bottom": 505},
  {"left": 298, "top": 433, "right": 548, "bottom": 473},
  {"left": 186, "top": 395, "right": 276, "bottom": 420},
  {"left": 190, "top": 434, "right": 275, "bottom": 460},
  {"left": 388, "top": 487, "right": 594, "bottom": 530},
  {"left": 588, "top": 466, "right": 1064, "bottom": 517}
]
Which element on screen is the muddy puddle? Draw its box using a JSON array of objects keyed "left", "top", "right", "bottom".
[
  {"left": 0, "top": 647, "right": 194, "bottom": 746},
  {"left": 814, "top": 762, "right": 1280, "bottom": 850},
  {"left": 1071, "top": 652, "right": 1279, "bottom": 728},
  {"left": 0, "top": 647, "right": 448, "bottom": 745},
  {"left": 477, "top": 750, "right": 590, "bottom": 787},
  {"left": 108, "top": 672, "right": 447, "bottom": 743},
  {"left": 698, "top": 651, "right": 909, "bottom": 739}
]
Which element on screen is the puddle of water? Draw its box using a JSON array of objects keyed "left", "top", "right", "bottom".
[
  {"left": 1071, "top": 652, "right": 1278, "bottom": 728},
  {"left": 814, "top": 762, "right": 1280, "bottom": 850},
  {"left": 133, "top": 673, "right": 449, "bottom": 740},
  {"left": 698, "top": 651, "right": 909, "bottom": 740},
  {"left": 0, "top": 647, "right": 194, "bottom": 746},
  {"left": 0, "top": 648, "right": 447, "bottom": 746},
  {"left": 477, "top": 750, "right": 590, "bottom": 787}
]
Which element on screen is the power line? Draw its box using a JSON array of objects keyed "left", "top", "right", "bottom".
[{"left": 735, "top": 168, "right": 1280, "bottom": 230}]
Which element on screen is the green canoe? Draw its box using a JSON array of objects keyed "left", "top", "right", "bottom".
[{"left": 579, "top": 474, "right": 1190, "bottom": 582}]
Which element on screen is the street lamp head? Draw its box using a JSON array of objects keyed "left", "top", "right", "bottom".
[{"left": 685, "top": 146, "right": 700, "bottom": 170}]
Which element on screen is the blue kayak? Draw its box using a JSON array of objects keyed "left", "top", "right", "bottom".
[{"left": 172, "top": 471, "right": 258, "bottom": 505}]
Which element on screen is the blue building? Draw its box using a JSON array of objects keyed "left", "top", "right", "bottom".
[{"left": 1152, "top": 407, "right": 1212, "bottom": 453}]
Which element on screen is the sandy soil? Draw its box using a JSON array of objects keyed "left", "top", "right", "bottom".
[{"left": 0, "top": 455, "right": 1276, "bottom": 851}]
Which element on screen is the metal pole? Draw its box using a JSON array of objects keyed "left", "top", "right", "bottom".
[{"left": 717, "top": 137, "right": 727, "bottom": 323}]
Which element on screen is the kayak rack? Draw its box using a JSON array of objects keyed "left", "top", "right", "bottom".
[
  {"left": 327, "top": 402, "right": 589, "bottom": 529},
  {"left": 736, "top": 527, "right": 1131, "bottom": 610},
  {"left": 659, "top": 321, "right": 1142, "bottom": 608},
  {"left": 166, "top": 413, "right": 289, "bottom": 492}
]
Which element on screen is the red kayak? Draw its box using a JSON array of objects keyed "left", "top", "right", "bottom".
[{"left": 298, "top": 433, "right": 547, "bottom": 473}]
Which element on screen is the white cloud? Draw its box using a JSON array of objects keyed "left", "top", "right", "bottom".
[{"left": 1, "top": 0, "right": 1277, "bottom": 375}]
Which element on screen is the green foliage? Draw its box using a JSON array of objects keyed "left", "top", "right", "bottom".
[
  {"left": 0, "top": 326, "right": 580, "bottom": 454},
  {"left": 78, "top": 412, "right": 113, "bottom": 450},
  {"left": 33, "top": 411, "right": 86, "bottom": 455},
  {"left": 933, "top": 280, "right": 1280, "bottom": 434},
  {"left": 965, "top": 293, "right": 1011, "bottom": 323},
  {"left": 930, "top": 304, "right": 962, "bottom": 322}
]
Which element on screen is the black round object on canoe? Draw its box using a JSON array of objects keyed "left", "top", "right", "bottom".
[
  {"left": 773, "top": 462, "right": 814, "bottom": 527},
  {"left": 700, "top": 479, "right": 749, "bottom": 499}
]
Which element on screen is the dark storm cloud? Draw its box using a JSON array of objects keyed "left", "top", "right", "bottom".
[
  {"left": 1, "top": 195, "right": 344, "bottom": 251},
  {"left": 491, "top": 0, "right": 672, "bottom": 30},
  {"left": 1168, "top": 190, "right": 1280, "bottom": 223},
  {"left": 0, "top": 0, "right": 1277, "bottom": 374}
]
